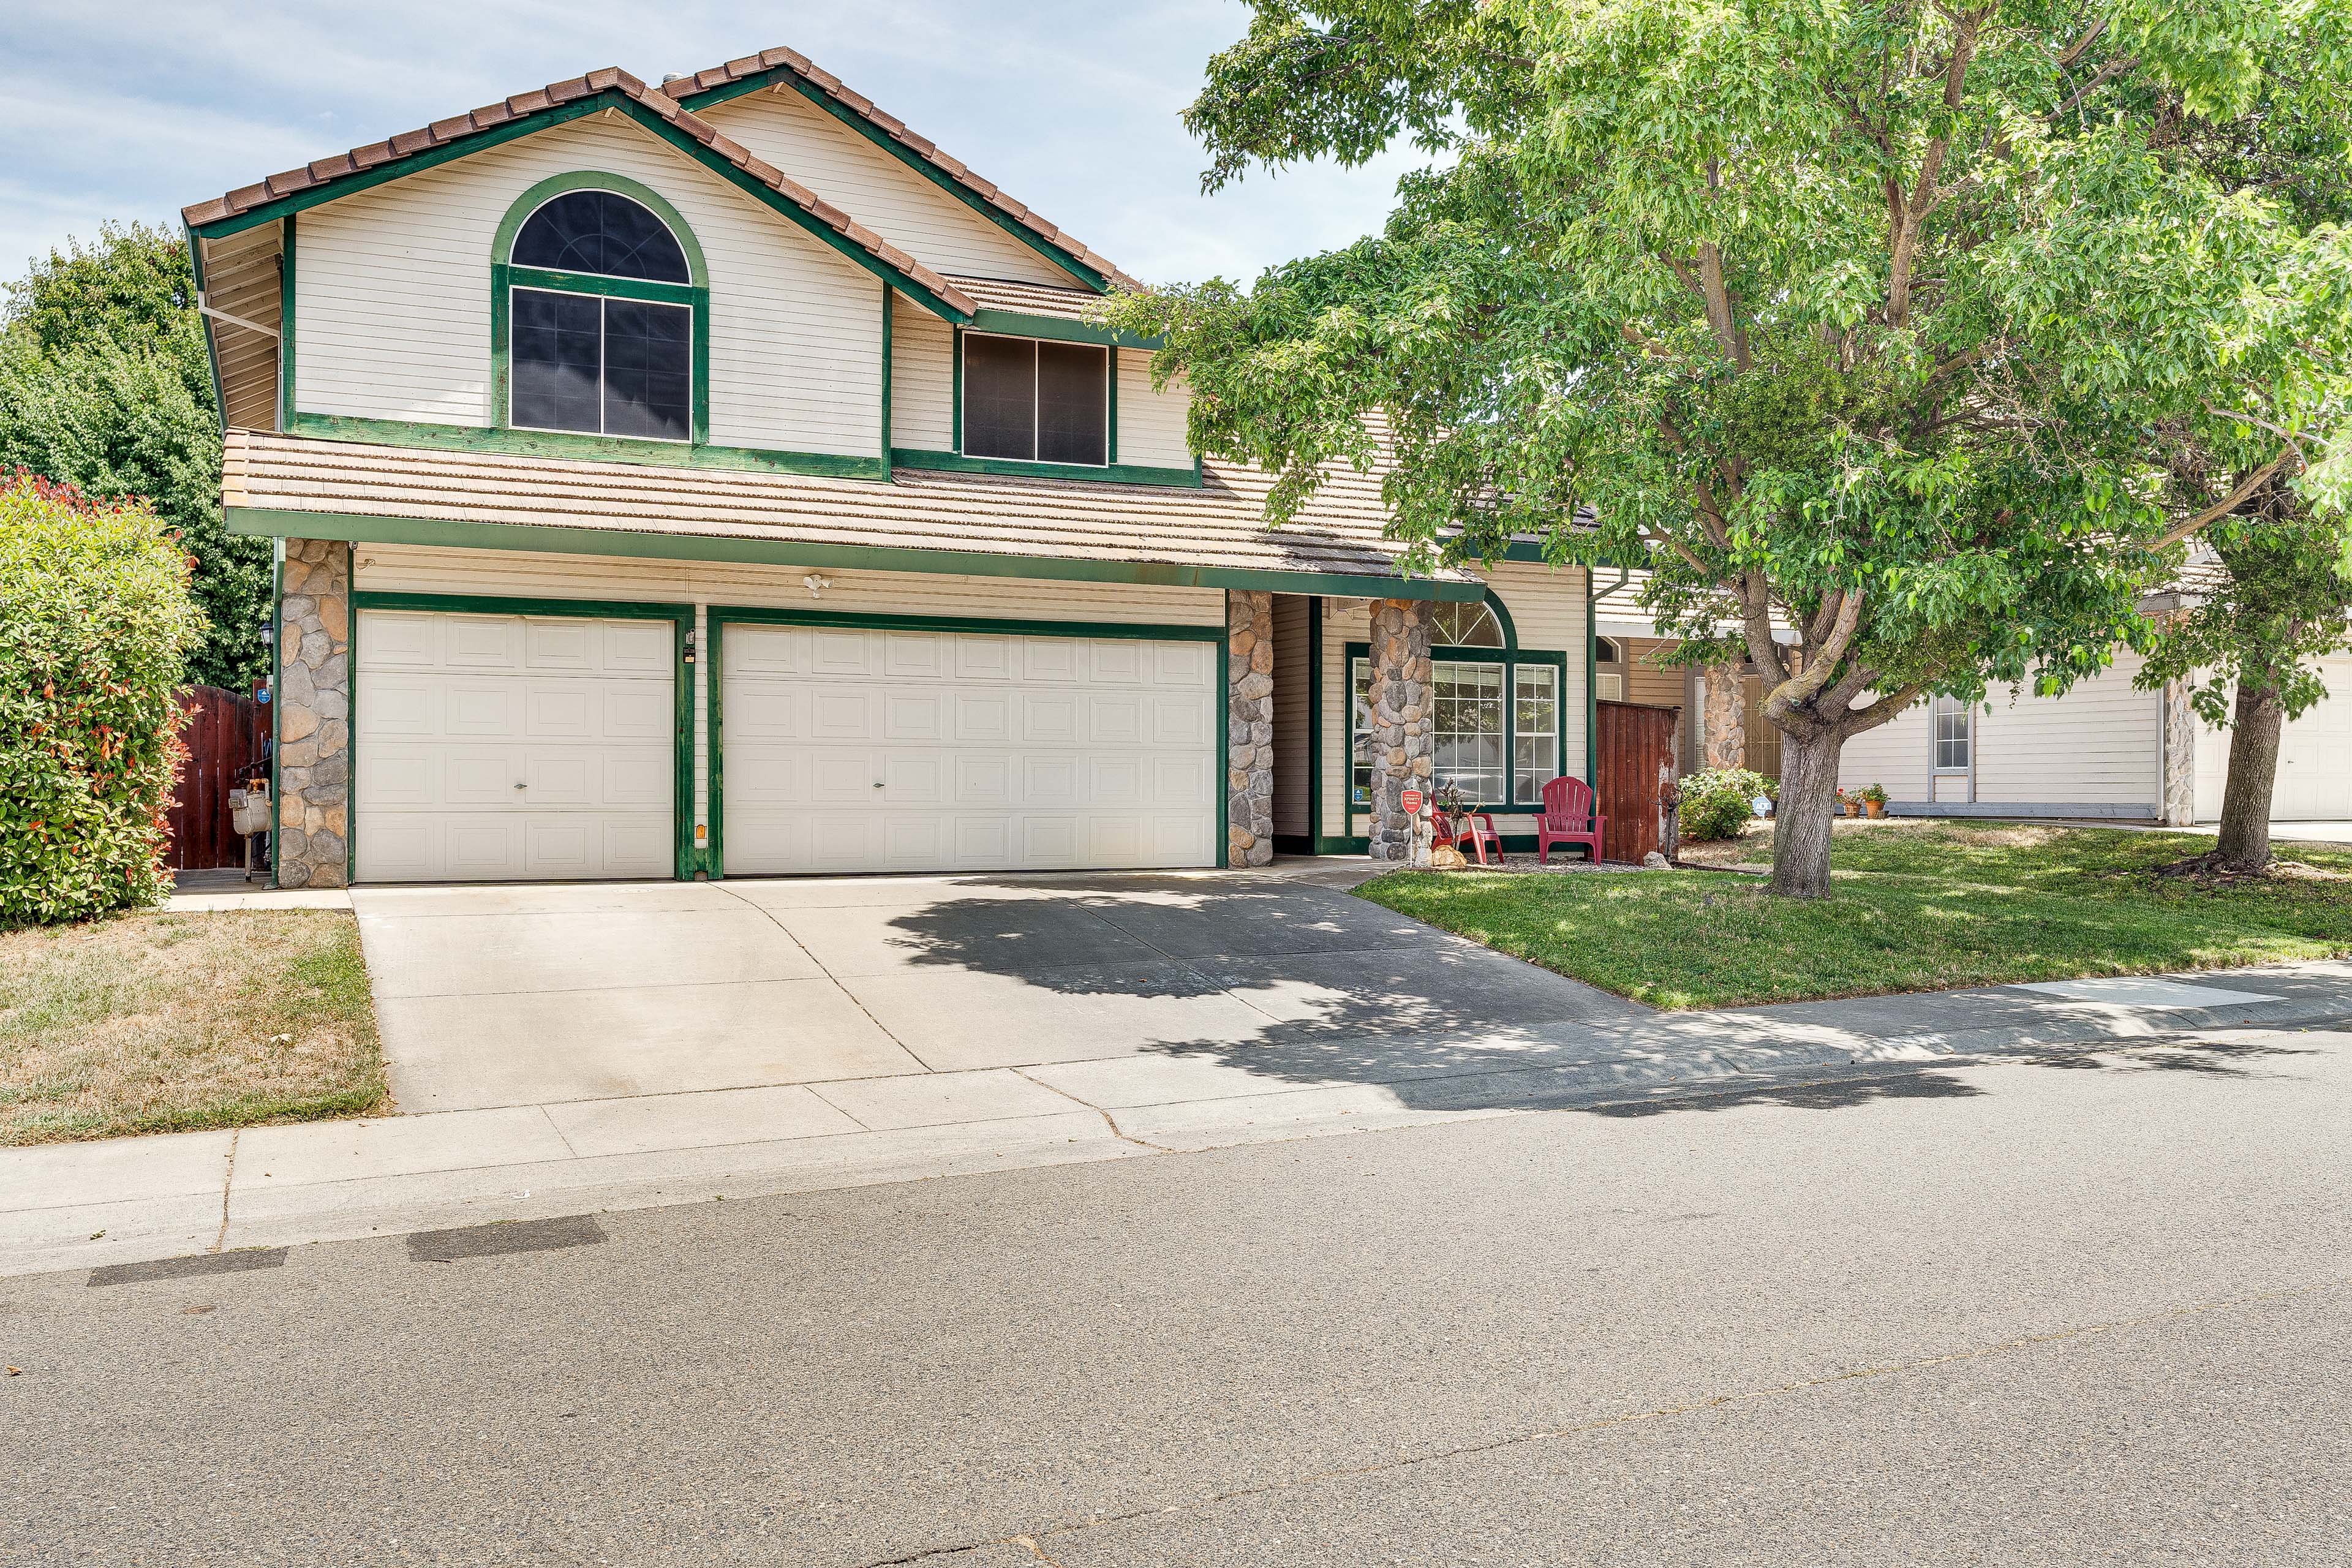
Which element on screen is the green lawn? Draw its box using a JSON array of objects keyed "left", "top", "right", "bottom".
[{"left": 1356, "top": 820, "right": 2352, "bottom": 1009}]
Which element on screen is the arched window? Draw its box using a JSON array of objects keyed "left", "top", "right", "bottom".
[
  {"left": 1430, "top": 600, "right": 1506, "bottom": 648},
  {"left": 1594, "top": 636, "right": 1623, "bottom": 664},
  {"left": 494, "top": 176, "right": 707, "bottom": 445}
]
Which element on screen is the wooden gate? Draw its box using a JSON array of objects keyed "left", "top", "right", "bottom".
[
  {"left": 168, "top": 686, "right": 269, "bottom": 870},
  {"left": 1596, "top": 699, "right": 1681, "bottom": 863}
]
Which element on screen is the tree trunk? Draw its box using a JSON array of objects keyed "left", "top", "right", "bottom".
[
  {"left": 2213, "top": 682, "right": 2283, "bottom": 873},
  {"left": 1769, "top": 727, "right": 1844, "bottom": 898}
]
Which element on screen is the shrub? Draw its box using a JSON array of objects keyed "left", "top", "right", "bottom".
[
  {"left": 1678, "top": 768, "right": 1777, "bottom": 842},
  {"left": 1, "top": 471, "right": 202, "bottom": 926}
]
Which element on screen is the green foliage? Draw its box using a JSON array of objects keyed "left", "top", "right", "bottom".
[
  {"left": 0, "top": 473, "right": 203, "bottom": 927},
  {"left": 2138, "top": 505, "right": 2352, "bottom": 726},
  {"left": 1114, "top": 0, "right": 2352, "bottom": 895},
  {"left": 1677, "top": 768, "right": 1776, "bottom": 843},
  {"left": 0, "top": 222, "right": 265, "bottom": 689}
]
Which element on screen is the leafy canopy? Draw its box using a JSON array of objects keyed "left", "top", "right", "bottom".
[{"left": 0, "top": 222, "right": 268, "bottom": 690}]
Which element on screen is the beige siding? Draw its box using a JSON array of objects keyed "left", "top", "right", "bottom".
[
  {"left": 699, "top": 88, "right": 1071, "bottom": 285},
  {"left": 1836, "top": 652, "right": 2162, "bottom": 810},
  {"left": 1117, "top": 351, "right": 1193, "bottom": 469},
  {"left": 1272, "top": 594, "right": 1311, "bottom": 837},
  {"left": 891, "top": 293, "right": 954, "bottom": 451},
  {"left": 352, "top": 543, "right": 1224, "bottom": 842},
  {"left": 293, "top": 115, "right": 884, "bottom": 457}
]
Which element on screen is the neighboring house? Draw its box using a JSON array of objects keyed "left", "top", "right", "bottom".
[
  {"left": 184, "top": 48, "right": 1604, "bottom": 888},
  {"left": 1589, "top": 571, "right": 2352, "bottom": 824}
]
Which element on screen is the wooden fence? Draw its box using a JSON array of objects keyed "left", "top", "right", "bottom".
[
  {"left": 1595, "top": 699, "right": 1682, "bottom": 863},
  {"left": 168, "top": 686, "right": 269, "bottom": 870}
]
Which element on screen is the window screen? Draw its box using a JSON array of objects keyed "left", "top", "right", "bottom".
[
  {"left": 961, "top": 334, "right": 1107, "bottom": 465},
  {"left": 1514, "top": 665, "right": 1561, "bottom": 803},
  {"left": 512, "top": 190, "right": 690, "bottom": 282},
  {"left": 510, "top": 287, "right": 691, "bottom": 440},
  {"left": 1434, "top": 662, "right": 1507, "bottom": 804}
]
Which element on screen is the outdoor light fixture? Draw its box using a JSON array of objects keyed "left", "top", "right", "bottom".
[{"left": 804, "top": 573, "right": 832, "bottom": 597}]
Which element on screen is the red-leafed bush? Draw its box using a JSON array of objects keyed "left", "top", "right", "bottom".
[{"left": 2, "top": 470, "right": 203, "bottom": 925}]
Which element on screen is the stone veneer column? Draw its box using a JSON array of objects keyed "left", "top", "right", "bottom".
[
  {"left": 1226, "top": 590, "right": 1276, "bottom": 867},
  {"left": 2161, "top": 677, "right": 2197, "bottom": 826},
  {"left": 276, "top": 540, "right": 352, "bottom": 888},
  {"left": 1365, "top": 598, "right": 1434, "bottom": 864},
  {"left": 1702, "top": 665, "right": 1747, "bottom": 771}
]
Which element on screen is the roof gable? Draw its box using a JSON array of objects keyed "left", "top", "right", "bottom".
[
  {"left": 673, "top": 48, "right": 1134, "bottom": 294},
  {"left": 181, "top": 68, "right": 978, "bottom": 323}
]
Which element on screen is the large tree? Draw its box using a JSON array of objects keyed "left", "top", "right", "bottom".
[
  {"left": 1111, "top": 0, "right": 2351, "bottom": 895},
  {"left": 0, "top": 222, "right": 268, "bottom": 689}
]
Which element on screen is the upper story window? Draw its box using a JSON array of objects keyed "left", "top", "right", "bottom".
[
  {"left": 505, "top": 187, "right": 698, "bottom": 442},
  {"left": 962, "top": 334, "right": 1107, "bottom": 466}
]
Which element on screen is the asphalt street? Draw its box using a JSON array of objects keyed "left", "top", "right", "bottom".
[{"left": 6, "top": 1028, "right": 2349, "bottom": 1566}]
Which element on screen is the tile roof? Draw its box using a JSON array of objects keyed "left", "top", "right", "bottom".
[
  {"left": 949, "top": 275, "right": 1107, "bottom": 322},
  {"left": 221, "top": 429, "right": 1472, "bottom": 592},
  {"left": 676, "top": 47, "right": 1139, "bottom": 291},
  {"left": 181, "top": 67, "right": 977, "bottom": 318}
]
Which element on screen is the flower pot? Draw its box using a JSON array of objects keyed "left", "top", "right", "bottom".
[
  {"left": 1865, "top": 801, "right": 1885, "bottom": 818},
  {"left": 1843, "top": 801, "right": 1861, "bottom": 817}
]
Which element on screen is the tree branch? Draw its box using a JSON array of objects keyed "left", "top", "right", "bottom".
[{"left": 2157, "top": 448, "right": 2296, "bottom": 548}]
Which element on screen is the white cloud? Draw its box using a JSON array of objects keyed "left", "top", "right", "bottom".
[{"left": 1, "top": 0, "right": 1427, "bottom": 286}]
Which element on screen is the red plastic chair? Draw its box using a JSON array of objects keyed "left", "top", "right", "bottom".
[
  {"left": 1434, "top": 810, "right": 1504, "bottom": 866},
  {"left": 1536, "top": 776, "right": 1606, "bottom": 864}
]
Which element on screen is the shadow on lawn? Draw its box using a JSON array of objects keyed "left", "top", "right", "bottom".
[{"left": 876, "top": 878, "right": 2328, "bottom": 1121}]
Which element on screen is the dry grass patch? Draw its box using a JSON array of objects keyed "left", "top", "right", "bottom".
[{"left": 0, "top": 910, "right": 386, "bottom": 1146}]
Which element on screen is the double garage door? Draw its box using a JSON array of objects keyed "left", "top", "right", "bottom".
[{"left": 353, "top": 607, "right": 1218, "bottom": 883}]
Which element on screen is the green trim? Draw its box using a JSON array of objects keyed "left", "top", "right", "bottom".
[
  {"left": 277, "top": 216, "right": 295, "bottom": 430},
  {"left": 346, "top": 591, "right": 358, "bottom": 884},
  {"left": 505, "top": 264, "right": 699, "bottom": 304},
  {"left": 1305, "top": 594, "right": 1323, "bottom": 849},
  {"left": 186, "top": 224, "right": 229, "bottom": 438},
  {"left": 950, "top": 328, "right": 963, "bottom": 451},
  {"left": 1584, "top": 571, "right": 1599, "bottom": 802},
  {"left": 879, "top": 282, "right": 892, "bottom": 461},
  {"left": 491, "top": 171, "right": 710, "bottom": 287},
  {"left": 892, "top": 448, "right": 1200, "bottom": 489},
  {"left": 703, "top": 606, "right": 1224, "bottom": 878},
  {"left": 287, "top": 413, "right": 885, "bottom": 478},
  {"left": 675, "top": 70, "right": 1112, "bottom": 294},
  {"left": 966, "top": 307, "right": 1159, "bottom": 350},
  {"left": 1107, "top": 352, "right": 1119, "bottom": 466},
  {"left": 269, "top": 545, "right": 282, "bottom": 886},
  {"left": 189, "top": 89, "right": 973, "bottom": 324},
  {"left": 350, "top": 590, "right": 698, "bottom": 880},
  {"left": 232, "top": 503, "right": 1483, "bottom": 601},
  {"left": 1217, "top": 634, "right": 1231, "bottom": 868}
]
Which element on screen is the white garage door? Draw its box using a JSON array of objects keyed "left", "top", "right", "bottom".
[
  {"left": 355, "top": 609, "right": 676, "bottom": 882},
  {"left": 720, "top": 621, "right": 1217, "bottom": 875},
  {"left": 2274, "top": 657, "right": 2352, "bottom": 819}
]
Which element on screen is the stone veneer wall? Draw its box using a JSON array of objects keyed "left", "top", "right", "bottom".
[
  {"left": 1364, "top": 598, "right": 1434, "bottom": 864},
  {"left": 2162, "top": 677, "right": 2197, "bottom": 826},
  {"left": 1226, "top": 590, "right": 1275, "bottom": 867},
  {"left": 1702, "top": 666, "right": 1747, "bottom": 771},
  {"left": 276, "top": 540, "right": 352, "bottom": 888}
]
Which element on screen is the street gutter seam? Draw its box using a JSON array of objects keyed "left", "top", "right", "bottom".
[{"left": 856, "top": 1274, "right": 2352, "bottom": 1568}]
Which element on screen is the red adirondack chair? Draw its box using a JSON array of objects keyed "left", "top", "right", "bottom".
[
  {"left": 1435, "top": 811, "right": 1505, "bottom": 866},
  {"left": 1536, "top": 776, "right": 1606, "bottom": 864}
]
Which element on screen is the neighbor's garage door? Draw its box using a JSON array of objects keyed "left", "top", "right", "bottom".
[
  {"left": 2274, "top": 655, "right": 2352, "bottom": 819},
  {"left": 355, "top": 609, "right": 676, "bottom": 882},
  {"left": 721, "top": 621, "right": 1216, "bottom": 875}
]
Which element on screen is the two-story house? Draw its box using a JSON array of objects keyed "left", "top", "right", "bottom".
[{"left": 184, "top": 48, "right": 1610, "bottom": 889}]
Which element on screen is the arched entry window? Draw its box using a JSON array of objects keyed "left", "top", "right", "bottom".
[
  {"left": 492, "top": 175, "right": 709, "bottom": 445},
  {"left": 1430, "top": 599, "right": 1506, "bottom": 647}
]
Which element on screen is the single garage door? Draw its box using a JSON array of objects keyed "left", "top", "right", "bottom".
[
  {"left": 720, "top": 620, "right": 1217, "bottom": 875},
  {"left": 354, "top": 609, "right": 677, "bottom": 882},
  {"left": 2274, "top": 656, "right": 2352, "bottom": 820}
]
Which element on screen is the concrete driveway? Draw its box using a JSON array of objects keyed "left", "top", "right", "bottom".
[{"left": 353, "top": 870, "right": 1649, "bottom": 1114}]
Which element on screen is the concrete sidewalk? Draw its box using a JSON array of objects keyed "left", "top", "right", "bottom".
[{"left": 7, "top": 957, "right": 2346, "bottom": 1280}]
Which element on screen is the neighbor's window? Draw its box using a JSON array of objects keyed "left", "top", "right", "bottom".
[
  {"left": 508, "top": 190, "right": 693, "bottom": 442},
  {"left": 1933, "top": 693, "right": 1973, "bottom": 771},
  {"left": 1513, "top": 665, "right": 1559, "bottom": 803},
  {"left": 962, "top": 334, "right": 1107, "bottom": 465}
]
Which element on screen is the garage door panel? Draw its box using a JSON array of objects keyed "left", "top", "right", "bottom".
[
  {"left": 356, "top": 609, "right": 676, "bottom": 883},
  {"left": 722, "top": 622, "right": 1216, "bottom": 876},
  {"left": 1156, "top": 643, "right": 1212, "bottom": 685}
]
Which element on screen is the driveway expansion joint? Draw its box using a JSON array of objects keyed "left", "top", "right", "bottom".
[{"left": 713, "top": 881, "right": 940, "bottom": 1073}]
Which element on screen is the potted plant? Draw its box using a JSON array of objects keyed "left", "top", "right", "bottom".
[
  {"left": 1861, "top": 783, "right": 1888, "bottom": 819},
  {"left": 1836, "top": 787, "right": 1860, "bottom": 818}
]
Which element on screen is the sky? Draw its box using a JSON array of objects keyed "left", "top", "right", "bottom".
[{"left": 0, "top": 0, "right": 1423, "bottom": 288}]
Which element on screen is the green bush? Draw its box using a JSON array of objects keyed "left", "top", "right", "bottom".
[
  {"left": 1, "top": 471, "right": 202, "bottom": 926},
  {"left": 1678, "top": 767, "right": 1777, "bottom": 842}
]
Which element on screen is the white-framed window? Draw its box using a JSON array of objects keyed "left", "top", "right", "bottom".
[
  {"left": 961, "top": 333, "right": 1109, "bottom": 465},
  {"left": 1932, "top": 693, "right": 1973, "bottom": 771},
  {"left": 1513, "top": 665, "right": 1561, "bottom": 803}
]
